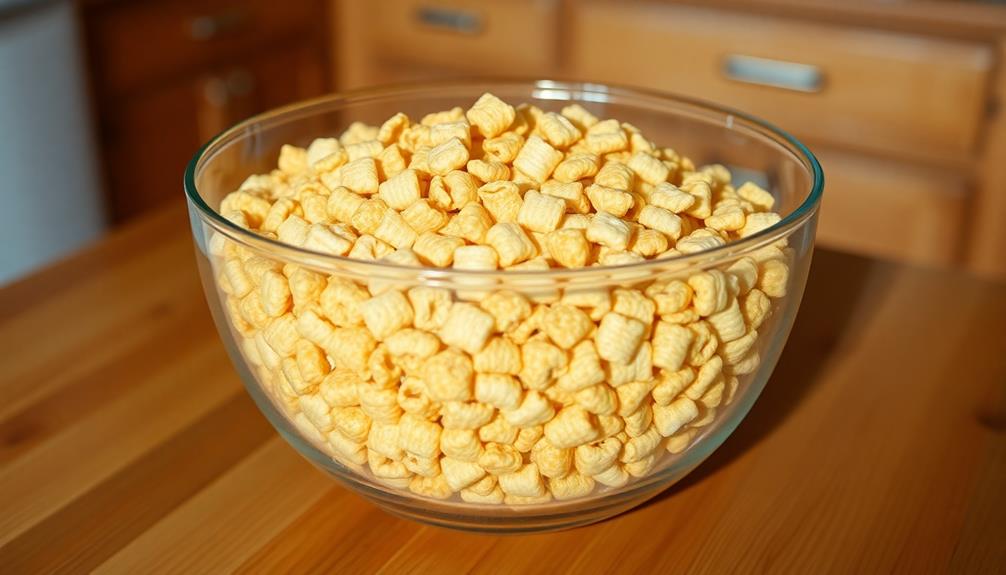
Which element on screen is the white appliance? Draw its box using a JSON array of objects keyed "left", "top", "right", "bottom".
[{"left": 0, "top": 0, "right": 106, "bottom": 285}]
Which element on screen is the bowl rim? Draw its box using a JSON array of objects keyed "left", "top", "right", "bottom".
[{"left": 184, "top": 79, "right": 824, "bottom": 279}]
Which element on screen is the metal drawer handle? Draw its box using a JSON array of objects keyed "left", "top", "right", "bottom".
[
  {"left": 723, "top": 55, "right": 823, "bottom": 93},
  {"left": 415, "top": 5, "right": 482, "bottom": 35}
]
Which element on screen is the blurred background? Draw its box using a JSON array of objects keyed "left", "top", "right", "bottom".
[{"left": 2, "top": 0, "right": 1005, "bottom": 285}]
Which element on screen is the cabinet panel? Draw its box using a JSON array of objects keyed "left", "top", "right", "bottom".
[
  {"left": 570, "top": 2, "right": 993, "bottom": 161},
  {"left": 103, "top": 45, "right": 326, "bottom": 220}
]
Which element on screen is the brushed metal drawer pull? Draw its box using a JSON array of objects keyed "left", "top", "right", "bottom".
[
  {"left": 415, "top": 6, "right": 482, "bottom": 35},
  {"left": 723, "top": 55, "right": 823, "bottom": 93}
]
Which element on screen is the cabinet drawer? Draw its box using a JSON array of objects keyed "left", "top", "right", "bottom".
[
  {"left": 570, "top": 2, "right": 992, "bottom": 160},
  {"left": 87, "top": 0, "right": 320, "bottom": 96},
  {"left": 370, "top": 0, "right": 559, "bottom": 75},
  {"left": 814, "top": 149, "right": 967, "bottom": 267}
]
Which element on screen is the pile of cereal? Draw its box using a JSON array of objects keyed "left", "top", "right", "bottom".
[{"left": 211, "top": 93, "right": 790, "bottom": 504}]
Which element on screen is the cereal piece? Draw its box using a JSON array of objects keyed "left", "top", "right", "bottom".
[
  {"left": 441, "top": 457, "right": 487, "bottom": 491},
  {"left": 401, "top": 200, "right": 448, "bottom": 235},
  {"left": 586, "top": 184, "right": 634, "bottom": 217},
  {"left": 544, "top": 405, "right": 599, "bottom": 449},
  {"left": 585, "top": 120, "right": 628, "bottom": 154},
  {"left": 357, "top": 380, "right": 403, "bottom": 423},
  {"left": 594, "top": 312, "right": 645, "bottom": 364},
  {"left": 586, "top": 211, "right": 633, "bottom": 251},
  {"left": 648, "top": 182, "right": 695, "bottom": 214},
  {"left": 439, "top": 302, "right": 496, "bottom": 354},
  {"left": 615, "top": 379, "right": 655, "bottom": 417},
  {"left": 513, "top": 425, "right": 544, "bottom": 452},
  {"left": 440, "top": 428, "right": 483, "bottom": 462},
  {"left": 333, "top": 405, "right": 372, "bottom": 444},
  {"left": 441, "top": 401, "right": 495, "bottom": 429},
  {"left": 350, "top": 198, "right": 387, "bottom": 235},
  {"left": 474, "top": 371, "right": 527, "bottom": 414},
  {"left": 676, "top": 232, "right": 726, "bottom": 255},
  {"left": 708, "top": 297, "right": 746, "bottom": 342},
  {"left": 498, "top": 463, "right": 546, "bottom": 497},
  {"left": 408, "top": 474, "right": 453, "bottom": 499},
  {"left": 413, "top": 232, "right": 464, "bottom": 267},
  {"left": 399, "top": 413, "right": 442, "bottom": 458},
  {"left": 517, "top": 190, "right": 566, "bottom": 233},
  {"left": 377, "top": 169, "right": 422, "bottom": 210},
  {"left": 556, "top": 340, "right": 605, "bottom": 392},
  {"left": 302, "top": 223, "right": 354, "bottom": 256},
  {"left": 466, "top": 93, "right": 516, "bottom": 138},
  {"left": 518, "top": 339, "right": 568, "bottom": 390},
  {"left": 479, "top": 413, "right": 519, "bottom": 444},
  {"left": 485, "top": 223, "right": 536, "bottom": 267},
  {"left": 561, "top": 104, "right": 599, "bottom": 130},
  {"left": 759, "top": 259, "right": 790, "bottom": 298},
  {"left": 575, "top": 384, "right": 618, "bottom": 415},
  {"left": 477, "top": 181, "right": 523, "bottom": 223},
  {"left": 339, "top": 157, "right": 379, "bottom": 195},
  {"left": 737, "top": 181, "right": 776, "bottom": 211},
  {"left": 652, "top": 321, "right": 694, "bottom": 371},
  {"left": 429, "top": 120, "right": 472, "bottom": 148},
  {"left": 368, "top": 451, "right": 412, "bottom": 481},
  {"left": 466, "top": 158, "right": 511, "bottom": 183},
  {"left": 574, "top": 437, "right": 621, "bottom": 476},
  {"left": 531, "top": 438, "right": 573, "bottom": 478},
  {"left": 553, "top": 152, "right": 601, "bottom": 183},
  {"left": 689, "top": 270, "right": 731, "bottom": 316},
  {"left": 653, "top": 396, "right": 699, "bottom": 436},
  {"left": 682, "top": 180, "right": 713, "bottom": 219},
  {"left": 408, "top": 286, "right": 453, "bottom": 331},
  {"left": 423, "top": 349, "right": 474, "bottom": 402},
  {"left": 474, "top": 338, "right": 523, "bottom": 376},
  {"left": 359, "top": 290, "right": 413, "bottom": 339},
  {"left": 627, "top": 151, "right": 669, "bottom": 185},
  {"left": 513, "top": 135, "right": 563, "bottom": 183},
  {"left": 368, "top": 420, "right": 403, "bottom": 459},
  {"left": 461, "top": 486, "right": 506, "bottom": 504},
  {"left": 685, "top": 356, "right": 724, "bottom": 401},
  {"left": 428, "top": 137, "right": 470, "bottom": 176},
  {"left": 348, "top": 235, "right": 394, "bottom": 261},
  {"left": 542, "top": 303, "right": 595, "bottom": 351},
  {"left": 706, "top": 205, "right": 746, "bottom": 232},
  {"left": 687, "top": 321, "right": 719, "bottom": 367},
  {"left": 441, "top": 204, "right": 494, "bottom": 244},
  {"left": 666, "top": 428, "right": 699, "bottom": 454},
  {"left": 397, "top": 376, "right": 440, "bottom": 420},
  {"left": 638, "top": 205, "right": 683, "bottom": 240},
  {"left": 741, "top": 212, "right": 782, "bottom": 238},
  {"left": 538, "top": 112, "right": 581, "bottom": 148},
  {"left": 549, "top": 472, "right": 595, "bottom": 500},
  {"left": 479, "top": 442, "right": 523, "bottom": 475},
  {"left": 721, "top": 329, "right": 759, "bottom": 364},
  {"left": 592, "top": 463, "right": 630, "bottom": 487},
  {"left": 295, "top": 339, "right": 330, "bottom": 383},
  {"left": 482, "top": 132, "right": 524, "bottom": 163},
  {"left": 328, "top": 428, "right": 367, "bottom": 465},
  {"left": 502, "top": 390, "right": 556, "bottom": 428},
  {"left": 742, "top": 288, "right": 772, "bottom": 331},
  {"left": 479, "top": 290, "right": 532, "bottom": 332},
  {"left": 276, "top": 214, "right": 310, "bottom": 247},
  {"left": 544, "top": 228, "right": 591, "bottom": 268},
  {"left": 373, "top": 210, "right": 418, "bottom": 249}
]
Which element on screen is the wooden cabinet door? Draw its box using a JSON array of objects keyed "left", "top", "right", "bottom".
[{"left": 102, "top": 45, "right": 326, "bottom": 221}]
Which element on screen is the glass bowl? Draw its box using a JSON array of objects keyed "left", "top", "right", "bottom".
[{"left": 184, "top": 80, "right": 823, "bottom": 533}]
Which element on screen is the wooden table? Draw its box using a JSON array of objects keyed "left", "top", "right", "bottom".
[{"left": 1, "top": 204, "right": 1004, "bottom": 574}]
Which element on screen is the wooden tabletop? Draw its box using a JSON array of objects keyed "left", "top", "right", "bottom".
[{"left": 1, "top": 203, "right": 1004, "bottom": 574}]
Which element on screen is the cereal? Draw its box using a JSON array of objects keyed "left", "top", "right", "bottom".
[{"left": 209, "top": 93, "right": 791, "bottom": 504}]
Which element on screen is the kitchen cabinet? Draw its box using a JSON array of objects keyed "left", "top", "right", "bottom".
[
  {"left": 332, "top": 0, "right": 1006, "bottom": 279},
  {"left": 81, "top": 0, "right": 329, "bottom": 222}
]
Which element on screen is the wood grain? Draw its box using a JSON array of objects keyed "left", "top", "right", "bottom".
[{"left": 1, "top": 204, "right": 1003, "bottom": 573}]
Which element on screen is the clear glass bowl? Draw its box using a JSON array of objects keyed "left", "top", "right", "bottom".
[{"left": 185, "top": 80, "right": 823, "bottom": 533}]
